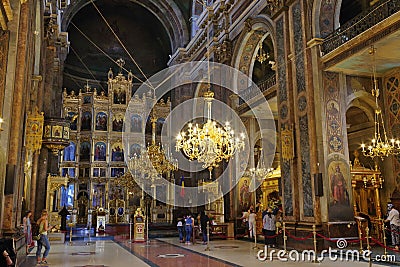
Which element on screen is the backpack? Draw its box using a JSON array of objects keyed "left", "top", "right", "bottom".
[{"left": 31, "top": 221, "right": 41, "bottom": 240}]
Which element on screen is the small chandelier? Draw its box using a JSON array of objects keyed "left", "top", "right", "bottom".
[
  {"left": 361, "top": 45, "right": 400, "bottom": 160},
  {"left": 147, "top": 117, "right": 178, "bottom": 174},
  {"left": 250, "top": 147, "right": 274, "bottom": 179},
  {"left": 256, "top": 40, "right": 269, "bottom": 64},
  {"left": 176, "top": 89, "right": 245, "bottom": 169}
]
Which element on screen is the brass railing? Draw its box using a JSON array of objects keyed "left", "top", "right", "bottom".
[
  {"left": 239, "top": 74, "right": 276, "bottom": 105},
  {"left": 321, "top": 0, "right": 400, "bottom": 54}
]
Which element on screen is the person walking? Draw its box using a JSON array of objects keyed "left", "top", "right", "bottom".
[
  {"left": 185, "top": 215, "right": 194, "bottom": 244},
  {"left": 200, "top": 211, "right": 209, "bottom": 245},
  {"left": 36, "top": 210, "right": 51, "bottom": 264},
  {"left": 385, "top": 204, "right": 400, "bottom": 250},
  {"left": 248, "top": 209, "right": 257, "bottom": 239},
  {"left": 177, "top": 218, "right": 184, "bottom": 243},
  {"left": 262, "top": 207, "right": 276, "bottom": 248},
  {"left": 240, "top": 208, "right": 249, "bottom": 237},
  {"left": 23, "top": 210, "right": 33, "bottom": 254}
]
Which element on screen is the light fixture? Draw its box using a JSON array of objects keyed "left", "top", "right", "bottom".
[
  {"left": 147, "top": 116, "right": 178, "bottom": 174},
  {"left": 249, "top": 148, "right": 274, "bottom": 179},
  {"left": 176, "top": 89, "right": 245, "bottom": 171},
  {"left": 360, "top": 46, "right": 400, "bottom": 160},
  {"left": 175, "top": 6, "right": 245, "bottom": 172},
  {"left": 0, "top": 117, "right": 3, "bottom": 131},
  {"left": 256, "top": 39, "right": 269, "bottom": 64}
]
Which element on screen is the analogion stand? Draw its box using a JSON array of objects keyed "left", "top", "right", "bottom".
[{"left": 133, "top": 208, "right": 145, "bottom": 242}]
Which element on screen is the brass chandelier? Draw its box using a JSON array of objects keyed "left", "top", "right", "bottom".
[
  {"left": 256, "top": 39, "right": 269, "bottom": 64},
  {"left": 147, "top": 117, "right": 178, "bottom": 174},
  {"left": 175, "top": 89, "right": 245, "bottom": 169},
  {"left": 361, "top": 46, "right": 400, "bottom": 160}
]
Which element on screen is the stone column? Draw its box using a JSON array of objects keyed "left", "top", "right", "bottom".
[{"left": 4, "top": 1, "right": 32, "bottom": 231}]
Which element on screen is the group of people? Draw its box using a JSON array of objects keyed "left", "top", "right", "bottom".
[
  {"left": 177, "top": 211, "right": 210, "bottom": 245},
  {"left": 23, "top": 209, "right": 51, "bottom": 265},
  {"left": 241, "top": 205, "right": 280, "bottom": 247}
]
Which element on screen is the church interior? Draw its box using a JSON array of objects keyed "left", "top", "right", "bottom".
[{"left": 1, "top": 0, "right": 400, "bottom": 266}]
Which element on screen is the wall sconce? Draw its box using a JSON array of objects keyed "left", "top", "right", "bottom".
[{"left": 0, "top": 117, "right": 3, "bottom": 131}]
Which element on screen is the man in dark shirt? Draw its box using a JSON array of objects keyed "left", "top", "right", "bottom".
[{"left": 200, "top": 211, "right": 209, "bottom": 245}]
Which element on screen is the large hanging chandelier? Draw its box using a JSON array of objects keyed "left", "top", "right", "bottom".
[
  {"left": 361, "top": 45, "right": 400, "bottom": 160},
  {"left": 176, "top": 89, "right": 245, "bottom": 169}
]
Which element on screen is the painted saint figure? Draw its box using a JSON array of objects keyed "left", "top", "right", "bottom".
[
  {"left": 240, "top": 179, "right": 251, "bottom": 209},
  {"left": 330, "top": 165, "right": 349, "bottom": 205}
]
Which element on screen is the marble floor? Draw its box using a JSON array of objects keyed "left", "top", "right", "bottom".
[{"left": 19, "top": 236, "right": 398, "bottom": 267}]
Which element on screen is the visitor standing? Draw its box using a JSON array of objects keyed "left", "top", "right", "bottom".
[
  {"left": 240, "top": 208, "right": 249, "bottom": 237},
  {"left": 36, "top": 210, "right": 51, "bottom": 264},
  {"left": 385, "top": 204, "right": 400, "bottom": 250},
  {"left": 200, "top": 211, "right": 209, "bottom": 244},
  {"left": 262, "top": 207, "right": 276, "bottom": 248},
  {"left": 177, "top": 218, "right": 184, "bottom": 243},
  {"left": 23, "top": 210, "right": 33, "bottom": 254},
  {"left": 248, "top": 209, "right": 257, "bottom": 239},
  {"left": 185, "top": 215, "right": 193, "bottom": 244}
]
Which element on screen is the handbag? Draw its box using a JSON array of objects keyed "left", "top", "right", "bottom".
[{"left": 32, "top": 234, "right": 41, "bottom": 241}]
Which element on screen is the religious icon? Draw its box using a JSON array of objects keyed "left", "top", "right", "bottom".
[
  {"left": 80, "top": 142, "right": 91, "bottom": 161},
  {"left": 63, "top": 142, "right": 76, "bottom": 161},
  {"left": 111, "top": 168, "right": 124, "bottom": 177},
  {"left": 130, "top": 143, "right": 141, "bottom": 157},
  {"left": 81, "top": 112, "right": 92, "bottom": 131},
  {"left": 239, "top": 177, "right": 252, "bottom": 209},
  {"left": 130, "top": 114, "right": 142, "bottom": 133},
  {"left": 95, "top": 112, "right": 108, "bottom": 131},
  {"left": 44, "top": 125, "right": 51, "bottom": 137},
  {"left": 63, "top": 127, "right": 70, "bottom": 139},
  {"left": 94, "top": 142, "right": 106, "bottom": 161},
  {"left": 111, "top": 143, "right": 124, "bottom": 161},
  {"left": 66, "top": 112, "right": 77, "bottom": 130},
  {"left": 112, "top": 114, "right": 124, "bottom": 132},
  {"left": 330, "top": 164, "right": 349, "bottom": 205},
  {"left": 113, "top": 88, "right": 126, "bottom": 104},
  {"left": 52, "top": 125, "right": 62, "bottom": 138}
]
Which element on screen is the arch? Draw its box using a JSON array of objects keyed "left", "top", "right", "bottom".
[
  {"left": 312, "top": 0, "right": 343, "bottom": 38},
  {"left": 231, "top": 15, "right": 276, "bottom": 88},
  {"left": 346, "top": 90, "right": 376, "bottom": 119},
  {"left": 61, "top": 0, "right": 189, "bottom": 51}
]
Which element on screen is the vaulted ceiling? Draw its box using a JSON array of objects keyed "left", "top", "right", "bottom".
[{"left": 62, "top": 0, "right": 190, "bottom": 91}]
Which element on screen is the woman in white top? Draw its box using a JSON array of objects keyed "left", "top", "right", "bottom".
[
  {"left": 248, "top": 209, "right": 257, "bottom": 239},
  {"left": 385, "top": 204, "right": 400, "bottom": 250}
]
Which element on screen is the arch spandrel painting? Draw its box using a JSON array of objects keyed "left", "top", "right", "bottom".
[{"left": 328, "top": 161, "right": 353, "bottom": 221}]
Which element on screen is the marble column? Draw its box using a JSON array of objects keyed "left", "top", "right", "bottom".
[{"left": 5, "top": 1, "right": 32, "bottom": 230}]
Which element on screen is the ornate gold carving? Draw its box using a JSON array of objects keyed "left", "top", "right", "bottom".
[
  {"left": 281, "top": 124, "right": 294, "bottom": 161},
  {"left": 25, "top": 106, "right": 44, "bottom": 153}
]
